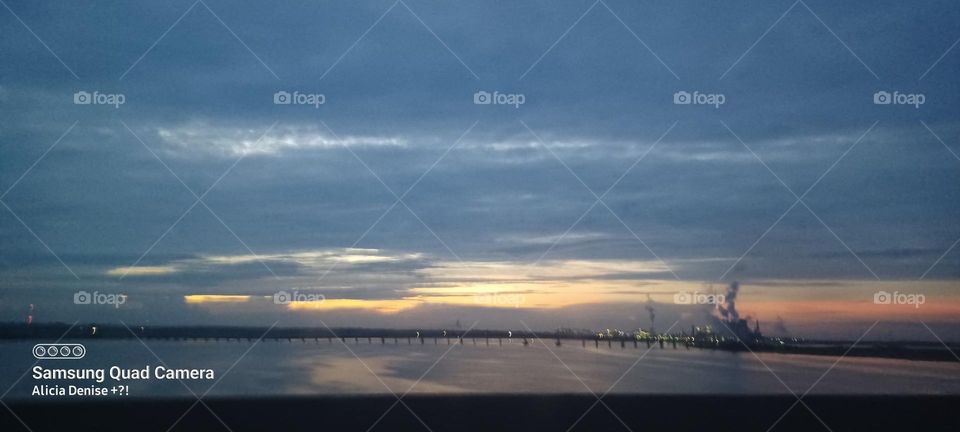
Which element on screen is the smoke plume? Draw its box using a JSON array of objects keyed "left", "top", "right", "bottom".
[{"left": 718, "top": 281, "right": 740, "bottom": 323}]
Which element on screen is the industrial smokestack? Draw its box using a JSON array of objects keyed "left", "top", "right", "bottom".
[
  {"left": 644, "top": 294, "right": 656, "bottom": 334},
  {"left": 719, "top": 281, "right": 740, "bottom": 323}
]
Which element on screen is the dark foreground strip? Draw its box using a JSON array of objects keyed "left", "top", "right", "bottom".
[{"left": 2, "top": 394, "right": 957, "bottom": 431}]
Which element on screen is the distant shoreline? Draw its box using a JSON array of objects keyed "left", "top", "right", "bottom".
[{"left": 3, "top": 322, "right": 959, "bottom": 363}]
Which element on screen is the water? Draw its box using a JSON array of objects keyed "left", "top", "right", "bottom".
[{"left": 3, "top": 339, "right": 959, "bottom": 399}]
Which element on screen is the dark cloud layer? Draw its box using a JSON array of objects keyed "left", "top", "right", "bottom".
[{"left": 1, "top": 0, "right": 959, "bottom": 331}]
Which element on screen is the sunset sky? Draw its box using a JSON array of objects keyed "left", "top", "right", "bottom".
[{"left": 1, "top": 0, "right": 959, "bottom": 340}]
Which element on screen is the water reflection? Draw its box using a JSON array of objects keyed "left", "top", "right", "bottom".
[{"left": 2, "top": 340, "right": 959, "bottom": 399}]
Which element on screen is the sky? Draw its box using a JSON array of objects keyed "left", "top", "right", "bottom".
[{"left": 1, "top": 0, "right": 959, "bottom": 340}]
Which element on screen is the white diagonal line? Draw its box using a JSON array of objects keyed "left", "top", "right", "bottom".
[
  {"left": 720, "top": 121, "right": 879, "bottom": 280},
  {"left": 607, "top": 121, "right": 680, "bottom": 196},
  {"left": 716, "top": 320, "right": 822, "bottom": 432},
  {"left": 761, "top": 320, "right": 878, "bottom": 432},
  {"left": 400, "top": 321, "right": 478, "bottom": 397},
  {"left": 522, "top": 321, "right": 600, "bottom": 396},
  {"left": 919, "top": 321, "right": 960, "bottom": 363},
  {"left": 199, "top": 0, "right": 280, "bottom": 80},
  {"left": 920, "top": 120, "right": 960, "bottom": 163},
  {"left": 799, "top": 121, "right": 879, "bottom": 198},
  {"left": 720, "top": 121, "right": 799, "bottom": 201},
  {"left": 0, "top": 321, "right": 79, "bottom": 399},
  {"left": 919, "top": 35, "right": 960, "bottom": 81},
  {"left": 532, "top": 199, "right": 602, "bottom": 265},
  {"left": 1, "top": 121, "right": 78, "bottom": 200},
  {"left": 519, "top": 0, "right": 600, "bottom": 81},
  {"left": 720, "top": 0, "right": 800, "bottom": 80},
  {"left": 519, "top": 320, "right": 633, "bottom": 432},
  {"left": 799, "top": 320, "right": 880, "bottom": 398},
  {"left": 530, "top": 117, "right": 674, "bottom": 264},
  {"left": 718, "top": 120, "right": 879, "bottom": 280},
  {"left": 798, "top": 0, "right": 879, "bottom": 81},
  {"left": 120, "top": 321, "right": 234, "bottom": 432},
  {"left": 198, "top": 202, "right": 279, "bottom": 278},
  {"left": 0, "top": 321, "right": 80, "bottom": 432},
  {"left": 399, "top": 201, "right": 465, "bottom": 263},
  {"left": 565, "top": 320, "right": 679, "bottom": 432},
  {"left": 597, "top": 200, "right": 680, "bottom": 280},
  {"left": 800, "top": 201, "right": 880, "bottom": 280},
  {"left": 598, "top": 0, "right": 679, "bottom": 80},
  {"left": 319, "top": 0, "right": 399, "bottom": 81},
  {"left": 118, "top": 121, "right": 278, "bottom": 279},
  {"left": 730, "top": 126, "right": 879, "bottom": 280},
  {"left": 0, "top": 123, "right": 80, "bottom": 275},
  {"left": 0, "top": 201, "right": 79, "bottom": 280},
  {"left": 398, "top": 0, "right": 479, "bottom": 81},
  {"left": 0, "top": 0, "right": 80, "bottom": 80},
  {"left": 318, "top": 320, "right": 477, "bottom": 432},
  {"left": 776, "top": 321, "right": 879, "bottom": 432},
  {"left": 120, "top": 0, "right": 201, "bottom": 80},
  {"left": 315, "top": 322, "right": 434, "bottom": 432},
  {"left": 603, "top": 322, "right": 678, "bottom": 396},
  {"left": 164, "top": 321, "right": 278, "bottom": 432},
  {"left": 122, "top": 121, "right": 279, "bottom": 278},
  {"left": 201, "top": 322, "right": 277, "bottom": 396},
  {"left": 0, "top": 401, "right": 33, "bottom": 432},
  {"left": 313, "top": 120, "right": 477, "bottom": 282},
  {"left": 920, "top": 236, "right": 960, "bottom": 280},
  {"left": 721, "top": 0, "right": 878, "bottom": 81},
  {"left": 719, "top": 199, "right": 802, "bottom": 281},
  {"left": 520, "top": 120, "right": 680, "bottom": 278}
]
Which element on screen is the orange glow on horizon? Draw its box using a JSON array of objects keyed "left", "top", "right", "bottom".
[{"left": 184, "top": 295, "right": 256, "bottom": 304}]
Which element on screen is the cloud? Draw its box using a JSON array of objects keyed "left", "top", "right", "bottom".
[
  {"left": 105, "top": 248, "right": 424, "bottom": 280},
  {"left": 1, "top": 0, "right": 959, "bottom": 337},
  {"left": 106, "top": 265, "right": 178, "bottom": 277},
  {"left": 156, "top": 123, "right": 406, "bottom": 157}
]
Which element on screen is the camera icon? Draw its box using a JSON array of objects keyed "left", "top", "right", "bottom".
[
  {"left": 273, "top": 91, "right": 291, "bottom": 105},
  {"left": 74, "top": 291, "right": 92, "bottom": 305},
  {"left": 273, "top": 290, "right": 292, "bottom": 305},
  {"left": 473, "top": 91, "right": 491, "bottom": 105},
  {"left": 874, "top": 291, "right": 892, "bottom": 304},
  {"left": 873, "top": 91, "right": 891, "bottom": 105},
  {"left": 673, "top": 292, "right": 692, "bottom": 304},
  {"left": 73, "top": 91, "right": 91, "bottom": 104},
  {"left": 673, "top": 91, "right": 691, "bottom": 105}
]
